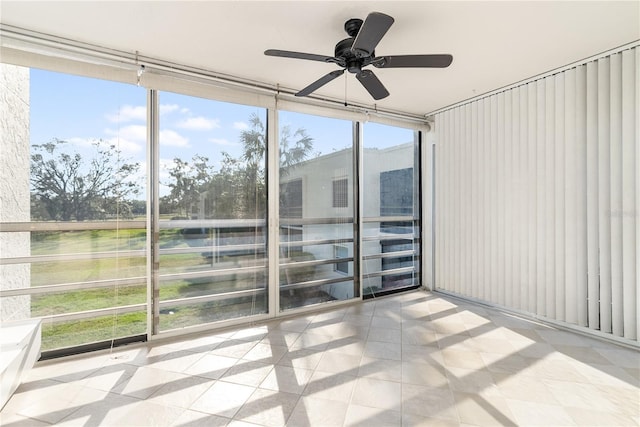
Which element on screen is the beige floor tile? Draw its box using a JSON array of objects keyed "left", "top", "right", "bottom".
[
  {"left": 111, "top": 366, "right": 188, "bottom": 399},
  {"left": 288, "top": 331, "right": 333, "bottom": 351},
  {"left": 211, "top": 339, "right": 258, "bottom": 359},
  {"left": 302, "top": 370, "right": 356, "bottom": 402},
  {"left": 242, "top": 342, "right": 288, "bottom": 364},
  {"left": 276, "top": 348, "right": 323, "bottom": 370},
  {"left": 401, "top": 383, "right": 458, "bottom": 421},
  {"left": 55, "top": 392, "right": 141, "bottom": 426},
  {"left": 445, "top": 366, "right": 500, "bottom": 395},
  {"left": 190, "top": 381, "right": 254, "bottom": 418},
  {"left": 368, "top": 326, "right": 402, "bottom": 344},
  {"left": 401, "top": 413, "right": 460, "bottom": 427},
  {"left": 505, "top": 399, "right": 576, "bottom": 426},
  {"left": 147, "top": 374, "right": 214, "bottom": 409},
  {"left": 401, "top": 327, "right": 439, "bottom": 346},
  {"left": 147, "top": 349, "right": 206, "bottom": 373},
  {"left": 370, "top": 315, "right": 402, "bottom": 330},
  {"left": 0, "top": 412, "right": 52, "bottom": 426},
  {"left": 259, "top": 331, "right": 301, "bottom": 348},
  {"left": 344, "top": 404, "right": 401, "bottom": 426},
  {"left": 287, "top": 396, "right": 348, "bottom": 427},
  {"left": 183, "top": 353, "right": 238, "bottom": 379},
  {"left": 565, "top": 405, "right": 639, "bottom": 427},
  {"left": 315, "top": 351, "right": 361, "bottom": 375},
  {"left": 595, "top": 346, "right": 640, "bottom": 368},
  {"left": 492, "top": 373, "right": 560, "bottom": 405},
  {"left": 170, "top": 409, "right": 230, "bottom": 426},
  {"left": 363, "top": 340, "right": 402, "bottom": 361},
  {"left": 351, "top": 377, "right": 402, "bottom": 411},
  {"left": 234, "top": 388, "right": 299, "bottom": 427},
  {"left": 259, "top": 365, "right": 313, "bottom": 394},
  {"left": 453, "top": 391, "right": 516, "bottom": 426},
  {"left": 220, "top": 360, "right": 273, "bottom": 387},
  {"left": 442, "top": 348, "right": 486, "bottom": 370},
  {"left": 402, "top": 361, "right": 448, "bottom": 387},
  {"left": 401, "top": 343, "right": 444, "bottom": 366},
  {"left": 359, "top": 357, "right": 403, "bottom": 382},
  {"left": 113, "top": 400, "right": 185, "bottom": 426}
]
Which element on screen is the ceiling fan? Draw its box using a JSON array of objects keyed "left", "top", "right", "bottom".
[{"left": 264, "top": 12, "right": 453, "bottom": 100}]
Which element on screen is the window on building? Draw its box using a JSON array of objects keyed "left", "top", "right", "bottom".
[{"left": 332, "top": 178, "right": 348, "bottom": 208}]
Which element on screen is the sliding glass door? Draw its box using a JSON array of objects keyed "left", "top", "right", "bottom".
[
  {"left": 361, "top": 124, "right": 421, "bottom": 297},
  {"left": 156, "top": 92, "right": 268, "bottom": 331},
  {"left": 278, "top": 111, "right": 358, "bottom": 311}
]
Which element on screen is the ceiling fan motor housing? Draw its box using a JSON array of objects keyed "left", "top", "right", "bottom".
[{"left": 335, "top": 38, "right": 370, "bottom": 74}]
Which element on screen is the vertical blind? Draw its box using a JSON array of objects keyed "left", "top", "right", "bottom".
[{"left": 434, "top": 46, "right": 638, "bottom": 342}]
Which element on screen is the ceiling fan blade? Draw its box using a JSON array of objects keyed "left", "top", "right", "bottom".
[
  {"left": 356, "top": 69, "right": 389, "bottom": 100},
  {"left": 351, "top": 12, "right": 394, "bottom": 58},
  {"left": 296, "top": 69, "right": 345, "bottom": 97},
  {"left": 264, "top": 49, "right": 335, "bottom": 63},
  {"left": 374, "top": 54, "right": 453, "bottom": 68}
]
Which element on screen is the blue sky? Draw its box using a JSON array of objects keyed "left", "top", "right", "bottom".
[{"left": 30, "top": 68, "right": 414, "bottom": 195}]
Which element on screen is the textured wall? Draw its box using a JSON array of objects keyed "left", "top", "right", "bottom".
[{"left": 0, "top": 63, "right": 31, "bottom": 321}]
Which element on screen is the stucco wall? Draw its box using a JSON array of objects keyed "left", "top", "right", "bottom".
[{"left": 0, "top": 63, "right": 31, "bottom": 321}]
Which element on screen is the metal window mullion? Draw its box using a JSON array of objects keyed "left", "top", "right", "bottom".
[
  {"left": 148, "top": 88, "right": 160, "bottom": 337},
  {"left": 268, "top": 106, "right": 279, "bottom": 315},
  {"left": 354, "top": 121, "right": 363, "bottom": 299}
]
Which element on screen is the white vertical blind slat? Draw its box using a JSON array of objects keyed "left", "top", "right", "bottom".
[
  {"left": 464, "top": 103, "right": 473, "bottom": 298},
  {"left": 564, "top": 68, "right": 578, "bottom": 324},
  {"left": 497, "top": 93, "right": 506, "bottom": 305},
  {"left": 545, "top": 78, "right": 557, "bottom": 318},
  {"left": 536, "top": 79, "right": 547, "bottom": 316},
  {"left": 586, "top": 61, "right": 600, "bottom": 329},
  {"left": 598, "top": 57, "right": 613, "bottom": 334},
  {"left": 490, "top": 96, "right": 499, "bottom": 303},
  {"left": 554, "top": 73, "right": 566, "bottom": 321},
  {"left": 527, "top": 82, "right": 538, "bottom": 314},
  {"left": 576, "top": 64, "right": 589, "bottom": 327},
  {"left": 621, "top": 48, "right": 637, "bottom": 340},
  {"left": 511, "top": 87, "right": 521, "bottom": 310},
  {"left": 471, "top": 101, "right": 479, "bottom": 299},
  {"left": 610, "top": 53, "right": 624, "bottom": 337}
]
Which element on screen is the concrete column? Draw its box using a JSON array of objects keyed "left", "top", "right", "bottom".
[{"left": 0, "top": 63, "right": 31, "bottom": 322}]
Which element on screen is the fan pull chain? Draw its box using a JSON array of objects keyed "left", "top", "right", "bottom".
[{"left": 344, "top": 72, "right": 348, "bottom": 106}]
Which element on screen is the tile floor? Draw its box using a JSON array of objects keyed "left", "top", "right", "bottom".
[{"left": 1, "top": 290, "right": 638, "bottom": 426}]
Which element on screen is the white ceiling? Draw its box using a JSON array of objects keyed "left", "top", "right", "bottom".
[{"left": 2, "top": 1, "right": 639, "bottom": 117}]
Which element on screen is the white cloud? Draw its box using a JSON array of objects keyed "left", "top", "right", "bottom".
[
  {"left": 176, "top": 116, "right": 220, "bottom": 131},
  {"left": 233, "top": 121, "right": 249, "bottom": 131},
  {"left": 66, "top": 135, "right": 142, "bottom": 154},
  {"left": 105, "top": 125, "right": 146, "bottom": 142},
  {"left": 103, "top": 137, "right": 143, "bottom": 154},
  {"left": 209, "top": 138, "right": 237, "bottom": 147},
  {"left": 105, "top": 105, "right": 146, "bottom": 123},
  {"left": 159, "top": 129, "right": 189, "bottom": 147},
  {"left": 160, "top": 104, "right": 180, "bottom": 115},
  {"left": 67, "top": 137, "right": 95, "bottom": 148}
]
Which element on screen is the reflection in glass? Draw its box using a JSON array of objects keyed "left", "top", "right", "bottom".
[
  {"left": 158, "top": 92, "right": 268, "bottom": 330},
  {"left": 278, "top": 111, "right": 357, "bottom": 310},
  {"left": 362, "top": 123, "right": 420, "bottom": 297},
  {"left": 0, "top": 68, "right": 148, "bottom": 350}
]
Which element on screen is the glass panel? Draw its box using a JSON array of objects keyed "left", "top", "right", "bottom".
[
  {"left": 279, "top": 111, "right": 357, "bottom": 310},
  {"left": 362, "top": 123, "right": 420, "bottom": 296},
  {"left": 0, "top": 66, "right": 147, "bottom": 351},
  {"left": 158, "top": 92, "right": 267, "bottom": 330}
]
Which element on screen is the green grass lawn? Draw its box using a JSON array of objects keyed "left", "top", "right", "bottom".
[{"left": 30, "top": 228, "right": 269, "bottom": 350}]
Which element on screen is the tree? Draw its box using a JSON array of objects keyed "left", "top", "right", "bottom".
[
  {"left": 162, "top": 155, "right": 214, "bottom": 218},
  {"left": 30, "top": 139, "right": 141, "bottom": 221},
  {"left": 161, "top": 113, "right": 315, "bottom": 220}
]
